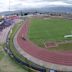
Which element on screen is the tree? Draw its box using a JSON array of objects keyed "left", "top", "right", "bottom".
[{"left": 24, "top": 13, "right": 28, "bottom": 16}]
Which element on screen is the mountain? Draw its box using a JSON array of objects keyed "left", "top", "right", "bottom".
[
  {"left": 0, "top": 11, "right": 16, "bottom": 16},
  {"left": 38, "top": 6, "right": 72, "bottom": 13},
  {"left": 0, "top": 6, "right": 72, "bottom": 16}
]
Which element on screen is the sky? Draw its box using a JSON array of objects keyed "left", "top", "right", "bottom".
[{"left": 0, "top": 0, "right": 72, "bottom": 12}]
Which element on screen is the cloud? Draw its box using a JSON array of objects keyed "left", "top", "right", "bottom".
[
  {"left": 65, "top": 0, "right": 72, "bottom": 4},
  {"left": 0, "top": 0, "right": 72, "bottom": 12},
  {"left": 0, "top": 0, "right": 9, "bottom": 12},
  {"left": 43, "top": 0, "right": 72, "bottom": 4},
  {"left": 11, "top": 0, "right": 72, "bottom": 10}
]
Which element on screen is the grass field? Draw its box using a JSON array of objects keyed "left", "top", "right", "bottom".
[{"left": 29, "top": 18, "right": 72, "bottom": 51}]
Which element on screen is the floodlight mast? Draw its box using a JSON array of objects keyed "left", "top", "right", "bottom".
[{"left": 9, "top": 0, "right": 10, "bottom": 11}]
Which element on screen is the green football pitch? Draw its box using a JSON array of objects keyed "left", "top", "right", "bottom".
[{"left": 28, "top": 18, "right": 72, "bottom": 51}]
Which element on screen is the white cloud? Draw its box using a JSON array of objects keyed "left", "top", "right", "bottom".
[
  {"left": 0, "top": 0, "right": 72, "bottom": 12},
  {"left": 0, "top": 0, "right": 9, "bottom": 12},
  {"left": 11, "top": 0, "right": 72, "bottom": 10}
]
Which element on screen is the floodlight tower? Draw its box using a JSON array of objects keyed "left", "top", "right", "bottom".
[{"left": 9, "top": 0, "right": 10, "bottom": 11}]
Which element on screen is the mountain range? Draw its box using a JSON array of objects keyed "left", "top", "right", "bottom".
[{"left": 0, "top": 6, "right": 72, "bottom": 16}]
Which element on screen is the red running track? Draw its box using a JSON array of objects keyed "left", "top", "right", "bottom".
[{"left": 17, "top": 19, "right": 72, "bottom": 66}]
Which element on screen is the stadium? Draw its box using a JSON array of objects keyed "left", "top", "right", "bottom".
[
  {"left": 0, "top": 14, "right": 70, "bottom": 72},
  {"left": 0, "top": 0, "right": 72, "bottom": 72},
  {"left": 0, "top": 9, "right": 72, "bottom": 72}
]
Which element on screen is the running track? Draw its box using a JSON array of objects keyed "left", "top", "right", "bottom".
[{"left": 17, "top": 19, "right": 72, "bottom": 66}]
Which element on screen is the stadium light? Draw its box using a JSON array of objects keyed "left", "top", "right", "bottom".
[{"left": 9, "top": 0, "right": 10, "bottom": 11}]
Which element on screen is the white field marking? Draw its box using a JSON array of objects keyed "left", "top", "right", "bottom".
[{"left": 64, "top": 35, "right": 72, "bottom": 38}]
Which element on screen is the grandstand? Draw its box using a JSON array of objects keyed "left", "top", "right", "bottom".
[{"left": 0, "top": 16, "right": 16, "bottom": 31}]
